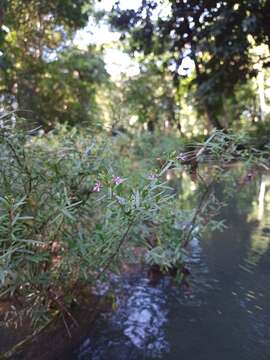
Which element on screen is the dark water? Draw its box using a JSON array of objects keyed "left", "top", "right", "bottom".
[{"left": 73, "top": 171, "right": 270, "bottom": 360}]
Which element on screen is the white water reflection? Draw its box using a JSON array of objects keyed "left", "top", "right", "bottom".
[
  {"left": 245, "top": 174, "right": 270, "bottom": 268},
  {"left": 76, "top": 276, "right": 170, "bottom": 359},
  {"left": 258, "top": 175, "right": 267, "bottom": 220},
  {"left": 121, "top": 281, "right": 169, "bottom": 355}
]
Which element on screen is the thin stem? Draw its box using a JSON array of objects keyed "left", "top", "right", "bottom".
[
  {"left": 183, "top": 182, "right": 213, "bottom": 247},
  {"left": 95, "top": 219, "right": 135, "bottom": 281}
]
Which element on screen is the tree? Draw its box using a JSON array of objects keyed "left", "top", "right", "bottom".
[
  {"left": 0, "top": 0, "right": 109, "bottom": 129},
  {"left": 110, "top": 0, "right": 270, "bottom": 129},
  {"left": 30, "top": 46, "right": 109, "bottom": 128},
  {"left": 123, "top": 60, "right": 179, "bottom": 132}
]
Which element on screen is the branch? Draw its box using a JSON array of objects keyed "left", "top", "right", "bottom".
[
  {"left": 183, "top": 181, "right": 213, "bottom": 247},
  {"left": 95, "top": 220, "right": 134, "bottom": 281}
]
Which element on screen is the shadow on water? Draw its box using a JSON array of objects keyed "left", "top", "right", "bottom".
[{"left": 72, "top": 168, "right": 270, "bottom": 360}]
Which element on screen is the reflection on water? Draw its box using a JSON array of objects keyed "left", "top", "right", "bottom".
[
  {"left": 121, "top": 282, "right": 168, "bottom": 353},
  {"left": 76, "top": 276, "right": 170, "bottom": 360},
  {"left": 245, "top": 174, "right": 270, "bottom": 269},
  {"left": 74, "top": 170, "right": 270, "bottom": 360},
  {"left": 75, "top": 235, "right": 211, "bottom": 360}
]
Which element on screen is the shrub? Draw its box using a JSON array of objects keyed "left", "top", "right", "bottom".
[{"left": 0, "top": 118, "right": 182, "bottom": 329}]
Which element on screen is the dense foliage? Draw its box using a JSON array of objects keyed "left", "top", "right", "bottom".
[
  {"left": 110, "top": 0, "right": 270, "bottom": 128},
  {"left": 0, "top": 117, "right": 190, "bottom": 329},
  {"left": 0, "top": 0, "right": 108, "bottom": 129}
]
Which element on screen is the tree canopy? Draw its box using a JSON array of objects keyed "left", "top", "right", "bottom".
[
  {"left": 110, "top": 0, "right": 270, "bottom": 128},
  {"left": 0, "top": 0, "right": 109, "bottom": 129}
]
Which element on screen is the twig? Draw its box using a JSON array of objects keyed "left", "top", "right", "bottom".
[
  {"left": 95, "top": 220, "right": 134, "bottom": 281},
  {"left": 183, "top": 182, "right": 213, "bottom": 247},
  {"left": 4, "top": 137, "right": 33, "bottom": 195},
  {"left": 48, "top": 289, "right": 79, "bottom": 328},
  {"left": 0, "top": 311, "right": 60, "bottom": 359},
  {"left": 62, "top": 314, "right": 72, "bottom": 338}
]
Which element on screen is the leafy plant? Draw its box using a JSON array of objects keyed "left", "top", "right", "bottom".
[{"left": 0, "top": 117, "right": 180, "bottom": 330}]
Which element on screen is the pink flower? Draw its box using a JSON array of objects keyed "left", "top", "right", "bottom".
[
  {"left": 92, "top": 181, "right": 101, "bottom": 192},
  {"left": 148, "top": 173, "right": 158, "bottom": 180},
  {"left": 112, "top": 176, "right": 125, "bottom": 185}
]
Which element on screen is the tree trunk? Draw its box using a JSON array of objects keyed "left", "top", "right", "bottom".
[
  {"left": 190, "top": 41, "right": 224, "bottom": 130},
  {"left": 147, "top": 119, "right": 155, "bottom": 132},
  {"left": 177, "top": 119, "right": 182, "bottom": 135},
  {"left": 204, "top": 105, "right": 223, "bottom": 130},
  {"left": 257, "top": 69, "right": 267, "bottom": 121}
]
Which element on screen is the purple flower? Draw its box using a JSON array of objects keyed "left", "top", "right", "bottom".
[
  {"left": 112, "top": 176, "right": 125, "bottom": 185},
  {"left": 92, "top": 181, "right": 101, "bottom": 193},
  {"left": 148, "top": 173, "right": 158, "bottom": 180}
]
